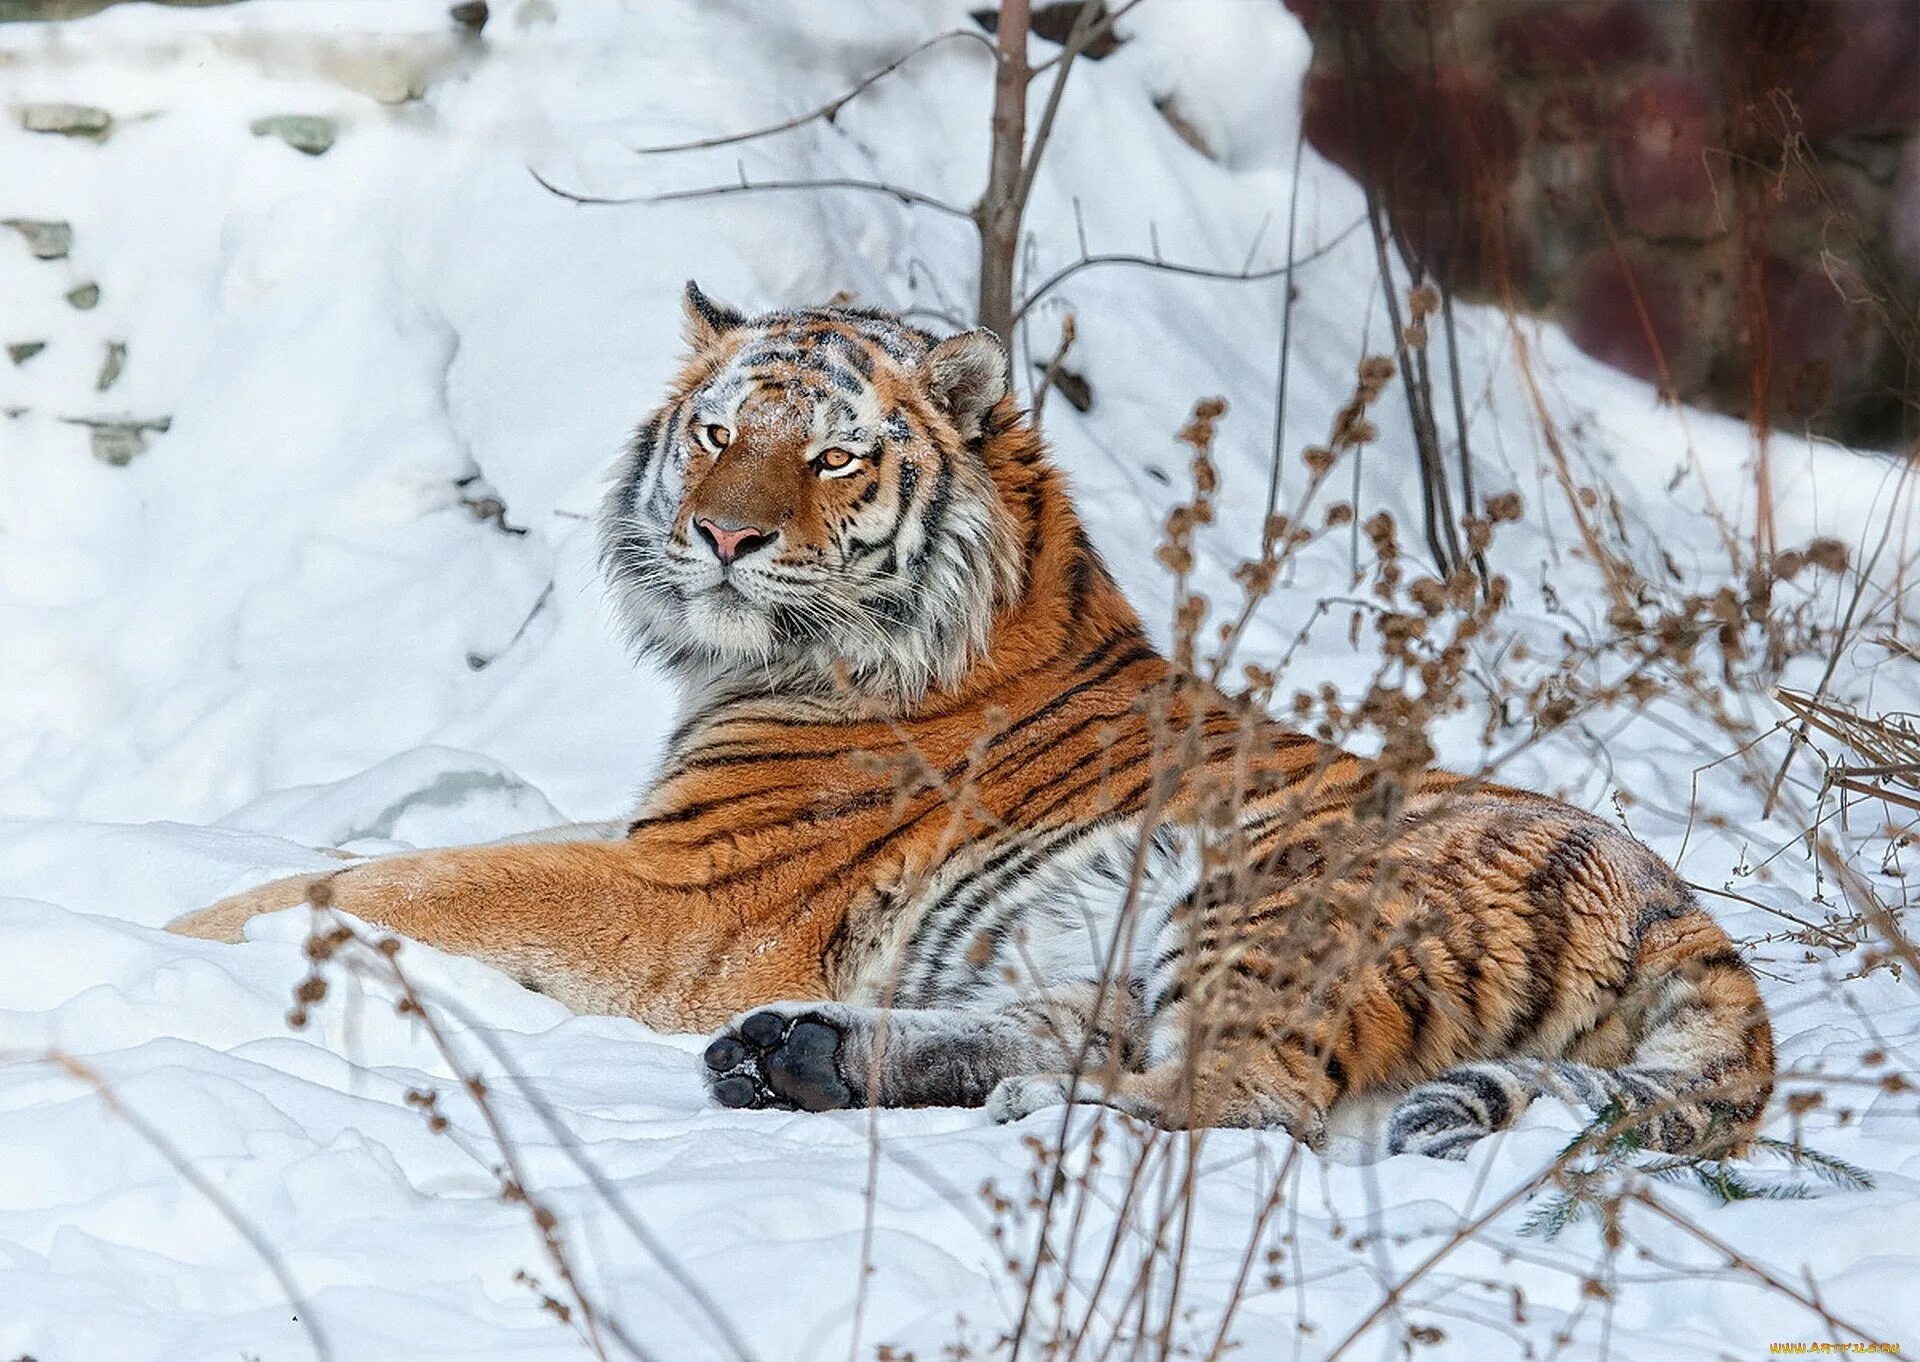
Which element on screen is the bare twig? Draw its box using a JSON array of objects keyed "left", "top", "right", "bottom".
[
  {"left": 1262, "top": 125, "right": 1310, "bottom": 528},
  {"left": 1763, "top": 458, "right": 1920, "bottom": 815},
  {"left": 1011, "top": 213, "right": 1368, "bottom": 327},
  {"left": 1007, "top": 0, "right": 1108, "bottom": 245},
  {"left": 1029, "top": 0, "right": 1150, "bottom": 75},
  {"left": 528, "top": 165, "right": 972, "bottom": 222},
  {"left": 43, "top": 1052, "right": 336, "bottom": 1362},
  {"left": 1628, "top": 1187, "right": 1878, "bottom": 1343},
  {"left": 630, "top": 29, "right": 993, "bottom": 156},
  {"left": 1030, "top": 311, "right": 1078, "bottom": 429},
  {"left": 421, "top": 989, "right": 764, "bottom": 1362}
]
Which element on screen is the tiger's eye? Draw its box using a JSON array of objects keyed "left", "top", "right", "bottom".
[
  {"left": 704, "top": 424, "right": 732, "bottom": 449},
  {"left": 819, "top": 447, "right": 853, "bottom": 469}
]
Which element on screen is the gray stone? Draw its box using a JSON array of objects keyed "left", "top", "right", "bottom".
[
  {"left": 17, "top": 102, "right": 112, "bottom": 139},
  {"left": 65, "top": 281, "right": 100, "bottom": 309},
  {"left": 3, "top": 218, "right": 71, "bottom": 260},
  {"left": 96, "top": 340, "right": 126, "bottom": 393},
  {"left": 1, "top": 0, "right": 242, "bottom": 21},
  {"left": 7, "top": 340, "right": 46, "bottom": 366},
  {"left": 250, "top": 114, "right": 336, "bottom": 157},
  {"left": 61, "top": 415, "right": 171, "bottom": 466},
  {"left": 91, "top": 425, "right": 143, "bottom": 465}
]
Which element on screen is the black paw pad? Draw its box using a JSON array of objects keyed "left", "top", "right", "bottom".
[
  {"left": 702, "top": 1010, "right": 856, "bottom": 1113},
  {"left": 765, "top": 1020, "right": 852, "bottom": 1111},
  {"left": 709, "top": 1074, "right": 759, "bottom": 1108},
  {"left": 739, "top": 1011, "right": 787, "bottom": 1048}
]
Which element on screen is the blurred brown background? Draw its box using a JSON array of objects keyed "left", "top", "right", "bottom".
[{"left": 1289, "top": 0, "right": 1919, "bottom": 447}]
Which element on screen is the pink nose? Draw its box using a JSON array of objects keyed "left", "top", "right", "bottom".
[{"left": 695, "top": 517, "right": 775, "bottom": 565}]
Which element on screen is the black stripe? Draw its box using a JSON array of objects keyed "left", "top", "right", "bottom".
[
  {"left": 797, "top": 355, "right": 865, "bottom": 395},
  {"left": 909, "top": 820, "right": 1116, "bottom": 991},
  {"left": 1453, "top": 1066, "right": 1514, "bottom": 1129},
  {"left": 625, "top": 415, "right": 662, "bottom": 480},
  {"left": 678, "top": 746, "right": 853, "bottom": 772},
  {"left": 1503, "top": 822, "right": 1578, "bottom": 1048},
  {"left": 907, "top": 454, "right": 955, "bottom": 576},
  {"left": 794, "top": 659, "right": 1166, "bottom": 902}
]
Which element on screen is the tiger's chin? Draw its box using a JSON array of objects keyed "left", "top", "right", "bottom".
[{"left": 675, "top": 588, "right": 783, "bottom": 663}]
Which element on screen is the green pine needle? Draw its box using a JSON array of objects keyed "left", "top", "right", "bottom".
[
  {"left": 1521, "top": 1130, "right": 1865, "bottom": 1239},
  {"left": 1751, "top": 1136, "right": 1875, "bottom": 1191}
]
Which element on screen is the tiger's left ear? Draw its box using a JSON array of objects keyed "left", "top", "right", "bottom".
[
  {"left": 927, "top": 329, "right": 1010, "bottom": 441},
  {"left": 682, "top": 280, "right": 744, "bottom": 352}
]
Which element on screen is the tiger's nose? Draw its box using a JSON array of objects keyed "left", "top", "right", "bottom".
[{"left": 694, "top": 517, "right": 776, "bottom": 566}]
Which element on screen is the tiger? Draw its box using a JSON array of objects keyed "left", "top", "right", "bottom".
[{"left": 172, "top": 282, "right": 1775, "bottom": 1159}]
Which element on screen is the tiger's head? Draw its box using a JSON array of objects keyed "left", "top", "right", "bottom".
[{"left": 600, "top": 283, "right": 1024, "bottom": 700}]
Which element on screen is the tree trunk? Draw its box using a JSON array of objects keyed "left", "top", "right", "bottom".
[{"left": 976, "top": 0, "right": 1029, "bottom": 345}]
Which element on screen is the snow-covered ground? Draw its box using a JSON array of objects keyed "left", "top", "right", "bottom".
[{"left": 1, "top": 2, "right": 1915, "bottom": 1358}]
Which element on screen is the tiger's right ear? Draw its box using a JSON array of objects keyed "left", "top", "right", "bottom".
[
  {"left": 927, "top": 328, "right": 1010, "bottom": 442},
  {"left": 682, "top": 280, "right": 744, "bottom": 351}
]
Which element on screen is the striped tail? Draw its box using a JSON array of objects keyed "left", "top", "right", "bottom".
[{"left": 1386, "top": 907, "right": 1774, "bottom": 1160}]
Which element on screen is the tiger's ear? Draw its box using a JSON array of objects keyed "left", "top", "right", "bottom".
[
  {"left": 927, "top": 329, "right": 1009, "bottom": 441},
  {"left": 682, "top": 280, "right": 744, "bottom": 351}
]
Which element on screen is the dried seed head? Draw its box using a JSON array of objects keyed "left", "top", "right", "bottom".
[
  {"left": 1805, "top": 537, "right": 1849, "bottom": 572},
  {"left": 1357, "top": 355, "right": 1396, "bottom": 390},
  {"left": 1485, "top": 490, "right": 1524, "bottom": 522}
]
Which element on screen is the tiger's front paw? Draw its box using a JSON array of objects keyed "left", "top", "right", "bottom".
[
  {"left": 703, "top": 1006, "right": 859, "bottom": 1112},
  {"left": 168, "top": 871, "right": 341, "bottom": 942}
]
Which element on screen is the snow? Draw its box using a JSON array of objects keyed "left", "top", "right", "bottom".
[{"left": 1, "top": 2, "right": 1916, "bottom": 1358}]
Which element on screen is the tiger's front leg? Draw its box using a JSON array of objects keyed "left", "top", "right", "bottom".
[
  {"left": 702, "top": 983, "right": 1137, "bottom": 1112},
  {"left": 169, "top": 840, "right": 825, "bottom": 1030}
]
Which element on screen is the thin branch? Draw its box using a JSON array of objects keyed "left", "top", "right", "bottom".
[
  {"left": 358, "top": 946, "right": 630, "bottom": 1362},
  {"left": 1628, "top": 1187, "right": 1878, "bottom": 1344},
  {"left": 528, "top": 165, "right": 973, "bottom": 222},
  {"left": 44, "top": 1052, "right": 335, "bottom": 1362},
  {"left": 424, "top": 990, "right": 763, "bottom": 1362},
  {"left": 630, "top": 28, "right": 992, "bottom": 156},
  {"left": 1262, "top": 124, "right": 1309, "bottom": 529},
  {"left": 1029, "top": 0, "right": 1151, "bottom": 75},
  {"left": 1763, "top": 456, "right": 1919, "bottom": 815},
  {"left": 1010, "top": 213, "right": 1367, "bottom": 326},
  {"left": 1333, "top": 9, "right": 1464, "bottom": 577},
  {"left": 1441, "top": 286, "right": 1491, "bottom": 588},
  {"left": 1030, "top": 311, "right": 1078, "bottom": 430},
  {"left": 1007, "top": 0, "right": 1107, "bottom": 228}
]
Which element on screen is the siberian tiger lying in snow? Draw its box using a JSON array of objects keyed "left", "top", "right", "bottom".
[{"left": 174, "top": 284, "right": 1774, "bottom": 1159}]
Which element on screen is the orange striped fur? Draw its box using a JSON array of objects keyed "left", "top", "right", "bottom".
[{"left": 174, "top": 286, "right": 1773, "bottom": 1158}]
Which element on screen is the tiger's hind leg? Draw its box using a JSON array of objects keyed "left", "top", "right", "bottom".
[
  {"left": 704, "top": 983, "right": 1136, "bottom": 1113},
  {"left": 1387, "top": 899, "right": 1774, "bottom": 1160}
]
